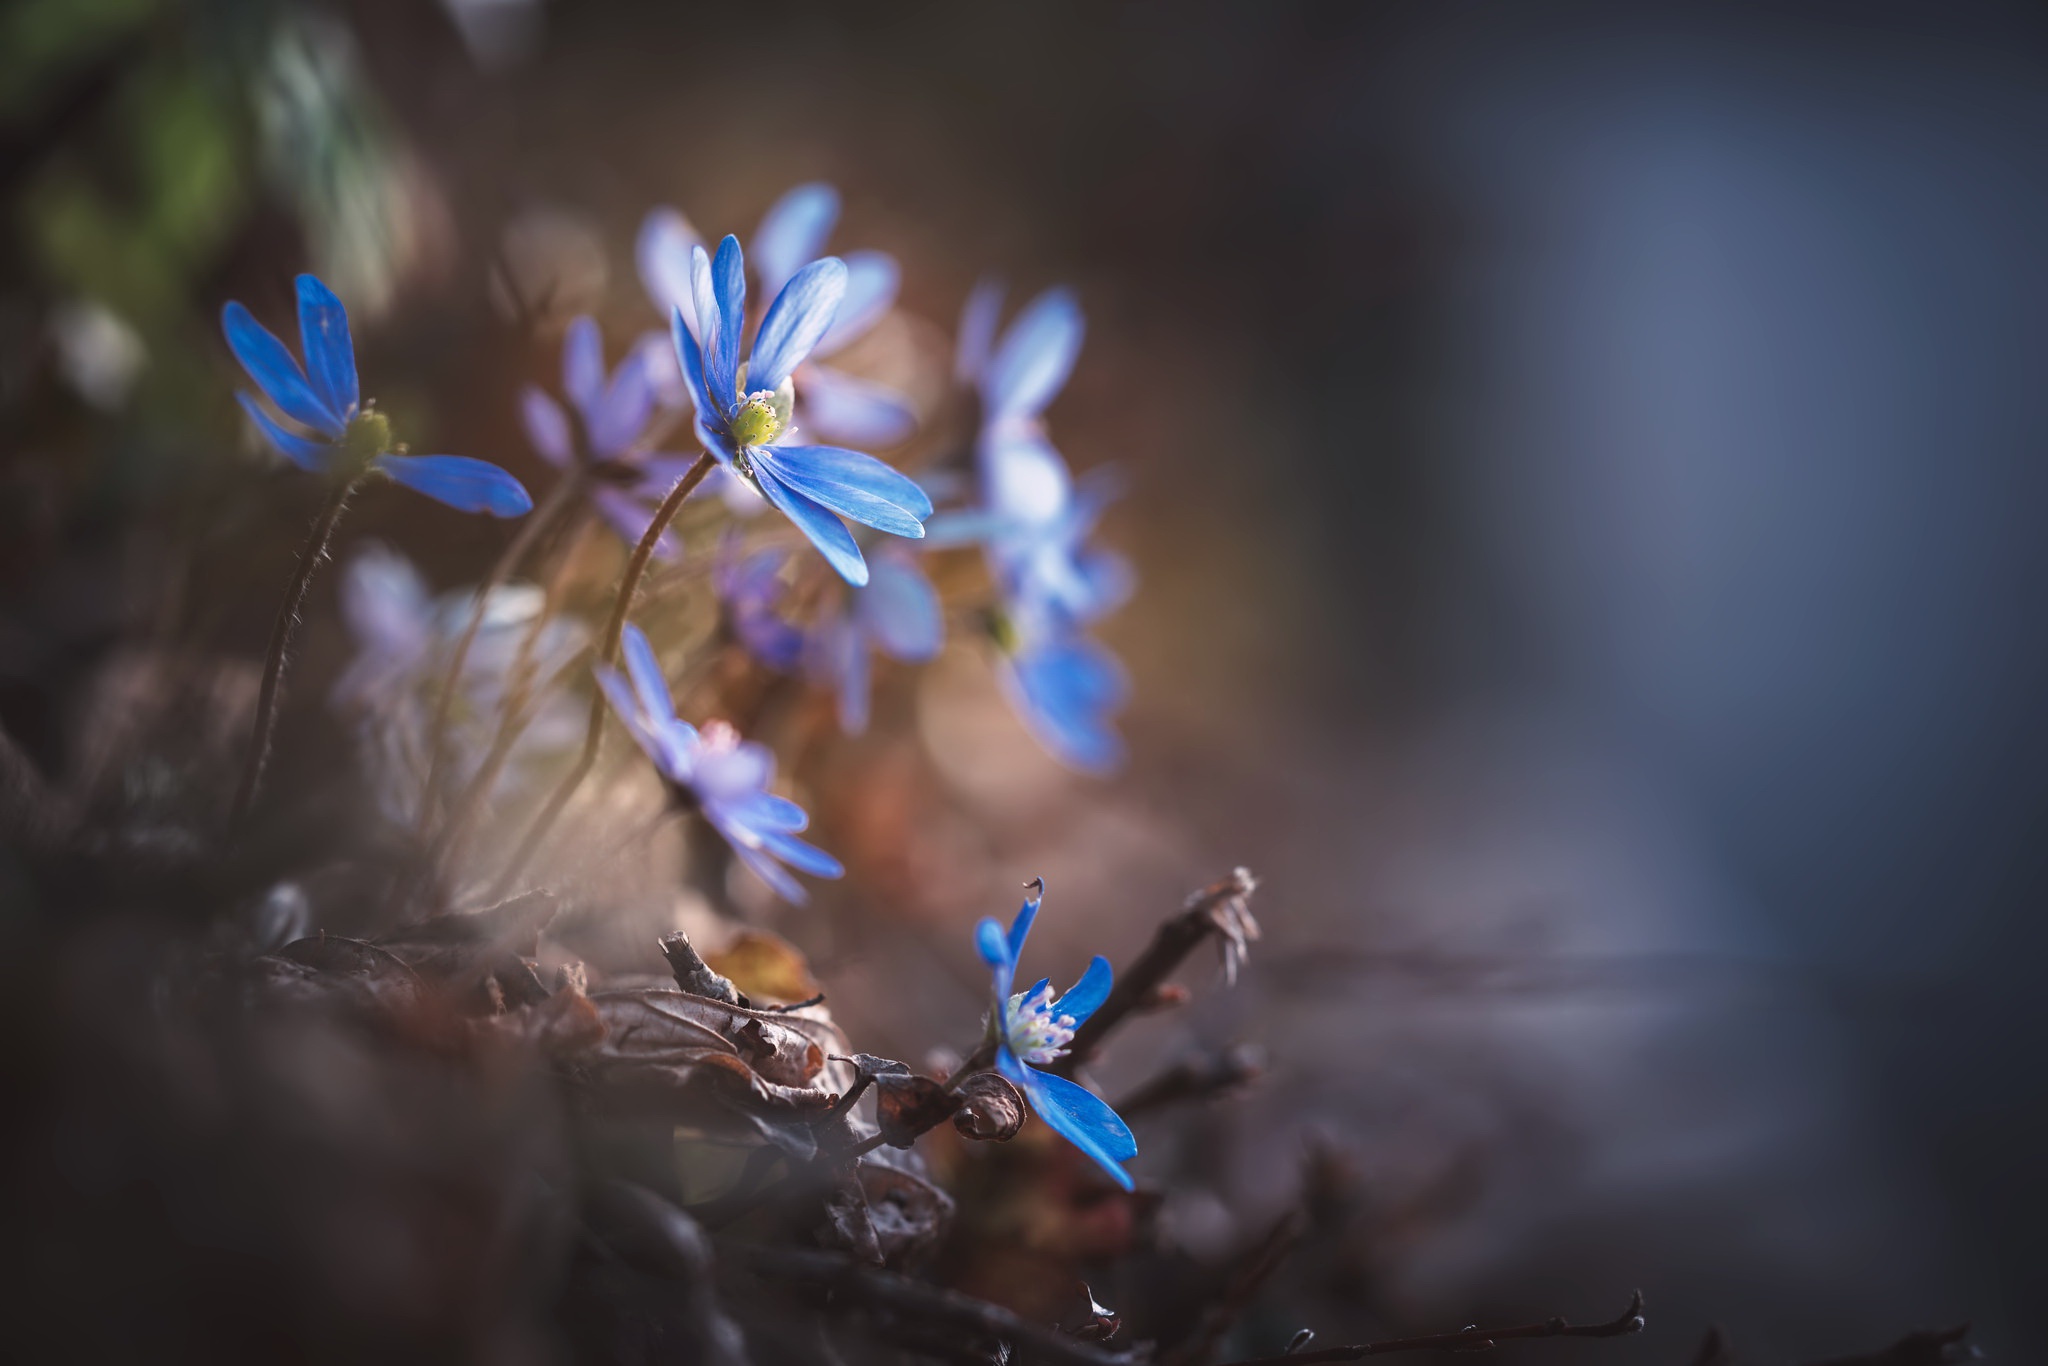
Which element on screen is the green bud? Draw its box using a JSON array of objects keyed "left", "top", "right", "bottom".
[{"left": 341, "top": 409, "right": 393, "bottom": 472}]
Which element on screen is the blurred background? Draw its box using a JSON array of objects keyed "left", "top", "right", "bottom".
[{"left": 4, "top": 0, "right": 2046, "bottom": 1360}]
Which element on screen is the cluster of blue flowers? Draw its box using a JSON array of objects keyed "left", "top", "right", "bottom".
[{"left": 222, "top": 180, "right": 1141, "bottom": 1187}]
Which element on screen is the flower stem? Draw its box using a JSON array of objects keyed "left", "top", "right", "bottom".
[
  {"left": 417, "top": 471, "right": 580, "bottom": 826},
  {"left": 227, "top": 476, "right": 361, "bottom": 833},
  {"left": 489, "top": 452, "right": 714, "bottom": 898}
]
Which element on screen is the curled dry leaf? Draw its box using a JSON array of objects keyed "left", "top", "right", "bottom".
[
  {"left": 860, "top": 1146, "right": 956, "bottom": 1269},
  {"left": 375, "top": 889, "right": 561, "bottom": 986},
  {"left": 274, "top": 934, "right": 426, "bottom": 1017},
  {"left": 952, "top": 1072, "right": 1026, "bottom": 1142}
]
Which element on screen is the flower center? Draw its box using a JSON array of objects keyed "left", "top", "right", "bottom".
[
  {"left": 1002, "top": 981, "right": 1077, "bottom": 1066},
  {"left": 342, "top": 408, "right": 393, "bottom": 472},
  {"left": 698, "top": 719, "right": 741, "bottom": 754},
  {"left": 725, "top": 376, "right": 795, "bottom": 449}
]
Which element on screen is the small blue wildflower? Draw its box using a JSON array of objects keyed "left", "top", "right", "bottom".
[
  {"left": 521, "top": 316, "right": 701, "bottom": 556},
  {"left": 714, "top": 538, "right": 806, "bottom": 672},
  {"left": 641, "top": 187, "right": 917, "bottom": 447},
  {"left": 670, "top": 234, "right": 932, "bottom": 587},
  {"left": 224, "top": 274, "right": 532, "bottom": 516},
  {"left": 975, "top": 881, "right": 1136, "bottom": 1189},
  {"left": 596, "top": 623, "right": 844, "bottom": 903},
  {"left": 804, "top": 549, "right": 944, "bottom": 734}
]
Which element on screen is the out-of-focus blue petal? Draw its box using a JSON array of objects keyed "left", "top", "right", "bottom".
[
  {"left": 751, "top": 466, "right": 870, "bottom": 586},
  {"left": 976, "top": 917, "right": 1015, "bottom": 971},
  {"left": 1007, "top": 884, "right": 1042, "bottom": 960},
  {"left": 637, "top": 208, "right": 702, "bottom": 332},
  {"left": 709, "top": 235, "right": 746, "bottom": 406},
  {"left": 296, "top": 275, "right": 358, "bottom": 421},
  {"left": 757, "top": 443, "right": 932, "bottom": 521},
  {"left": 755, "top": 447, "right": 926, "bottom": 540},
  {"left": 223, "top": 302, "right": 343, "bottom": 437},
  {"left": 806, "top": 617, "right": 870, "bottom": 734},
  {"left": 859, "top": 555, "right": 943, "bottom": 661},
  {"left": 956, "top": 278, "right": 1004, "bottom": 384},
  {"left": 799, "top": 364, "right": 917, "bottom": 446},
  {"left": 673, "top": 307, "right": 720, "bottom": 422},
  {"left": 520, "top": 387, "right": 572, "bottom": 468},
  {"left": 724, "top": 833, "right": 809, "bottom": 904},
  {"left": 595, "top": 663, "right": 678, "bottom": 779},
  {"left": 619, "top": 623, "right": 675, "bottom": 726},
  {"left": 981, "top": 427, "right": 1074, "bottom": 526},
  {"left": 728, "top": 790, "right": 809, "bottom": 832},
  {"left": 814, "top": 250, "right": 898, "bottom": 356},
  {"left": 237, "top": 392, "right": 333, "bottom": 471},
  {"left": 338, "top": 542, "right": 431, "bottom": 662},
  {"left": 750, "top": 256, "right": 848, "bottom": 393},
  {"left": 752, "top": 182, "right": 840, "bottom": 297},
  {"left": 376, "top": 455, "right": 534, "bottom": 517},
  {"left": 984, "top": 287, "right": 1083, "bottom": 421},
  {"left": 756, "top": 827, "right": 845, "bottom": 879},
  {"left": 633, "top": 328, "right": 690, "bottom": 410},
  {"left": 588, "top": 349, "right": 653, "bottom": 457},
  {"left": 1007, "top": 1060, "right": 1137, "bottom": 1188},
  {"left": 689, "top": 245, "right": 732, "bottom": 416},
  {"left": 563, "top": 316, "right": 605, "bottom": 415},
  {"left": 1055, "top": 955, "right": 1113, "bottom": 1026},
  {"left": 920, "top": 508, "right": 1007, "bottom": 548},
  {"left": 1004, "top": 637, "right": 1128, "bottom": 774}
]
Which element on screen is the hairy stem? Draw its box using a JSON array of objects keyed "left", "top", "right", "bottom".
[
  {"left": 418, "top": 472, "right": 579, "bottom": 825},
  {"left": 228, "top": 477, "right": 360, "bottom": 833},
  {"left": 489, "top": 452, "right": 714, "bottom": 898}
]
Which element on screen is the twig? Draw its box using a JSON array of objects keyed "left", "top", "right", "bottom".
[
  {"left": 489, "top": 452, "right": 714, "bottom": 898},
  {"left": 228, "top": 476, "right": 360, "bottom": 832},
  {"left": 1215, "top": 1292, "right": 1645, "bottom": 1366},
  {"left": 1115, "top": 1044, "right": 1266, "bottom": 1119},
  {"left": 727, "top": 1245, "right": 1138, "bottom": 1366},
  {"left": 1053, "top": 867, "right": 1259, "bottom": 1076},
  {"left": 1807, "top": 1325, "right": 1976, "bottom": 1366},
  {"left": 1163, "top": 1209, "right": 1306, "bottom": 1366}
]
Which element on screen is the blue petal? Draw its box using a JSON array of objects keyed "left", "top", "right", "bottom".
[
  {"left": 799, "top": 364, "right": 917, "bottom": 446},
  {"left": 563, "top": 315, "right": 605, "bottom": 414},
  {"left": 752, "top": 182, "right": 839, "bottom": 297},
  {"left": 1007, "top": 883, "right": 1042, "bottom": 961},
  {"left": 720, "top": 827, "right": 810, "bottom": 904},
  {"left": 588, "top": 348, "right": 654, "bottom": 457},
  {"left": 750, "top": 256, "right": 848, "bottom": 393},
  {"left": 750, "top": 465, "right": 869, "bottom": 586},
  {"left": 728, "top": 790, "right": 809, "bottom": 833},
  {"left": 1054, "top": 956, "right": 1112, "bottom": 1026},
  {"left": 756, "top": 443, "right": 931, "bottom": 521},
  {"left": 375, "top": 455, "right": 534, "bottom": 517},
  {"left": 814, "top": 250, "right": 898, "bottom": 357},
  {"left": 673, "top": 306, "right": 720, "bottom": 421},
  {"left": 296, "top": 275, "right": 358, "bottom": 422},
  {"left": 816, "top": 617, "right": 871, "bottom": 734},
  {"left": 237, "top": 392, "right": 333, "bottom": 471},
  {"left": 637, "top": 207, "right": 701, "bottom": 328},
  {"left": 955, "top": 278, "right": 1004, "bottom": 384},
  {"left": 984, "top": 286, "right": 1083, "bottom": 421},
  {"left": 595, "top": 663, "right": 683, "bottom": 781},
  {"left": 757, "top": 827, "right": 845, "bottom": 879},
  {"left": 222, "top": 301, "right": 343, "bottom": 437},
  {"left": 976, "top": 917, "right": 1015, "bottom": 971},
  {"left": 753, "top": 447, "right": 927, "bottom": 540},
  {"left": 1003, "top": 638, "right": 1128, "bottom": 775},
  {"left": 1009, "top": 1060, "right": 1137, "bottom": 1187},
  {"left": 858, "top": 555, "right": 943, "bottom": 662},
  {"left": 520, "top": 387, "right": 572, "bottom": 467},
  {"left": 619, "top": 623, "right": 676, "bottom": 727},
  {"left": 689, "top": 244, "right": 734, "bottom": 417},
  {"left": 710, "top": 235, "right": 746, "bottom": 406}
]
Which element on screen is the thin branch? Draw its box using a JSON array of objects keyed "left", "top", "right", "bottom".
[
  {"left": 228, "top": 476, "right": 360, "bottom": 832},
  {"left": 1114, "top": 1043, "right": 1266, "bottom": 1119},
  {"left": 1053, "top": 867, "right": 1259, "bottom": 1076},
  {"left": 727, "top": 1245, "right": 1138, "bottom": 1366},
  {"left": 1215, "top": 1292, "right": 1645, "bottom": 1366},
  {"left": 489, "top": 452, "right": 714, "bottom": 898},
  {"left": 1164, "top": 1208, "right": 1307, "bottom": 1366}
]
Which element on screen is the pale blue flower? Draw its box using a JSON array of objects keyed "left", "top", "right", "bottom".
[
  {"left": 224, "top": 274, "right": 532, "bottom": 516},
  {"left": 596, "top": 623, "right": 844, "bottom": 903},
  {"left": 521, "top": 316, "right": 700, "bottom": 556},
  {"left": 668, "top": 233, "right": 931, "bottom": 587},
  {"left": 975, "top": 881, "right": 1136, "bottom": 1189}
]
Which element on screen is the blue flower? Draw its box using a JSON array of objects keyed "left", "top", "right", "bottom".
[
  {"left": 669, "top": 234, "right": 931, "bottom": 587},
  {"left": 974, "top": 881, "right": 1137, "bottom": 1189},
  {"left": 224, "top": 274, "right": 533, "bottom": 516},
  {"left": 713, "top": 542, "right": 944, "bottom": 735},
  {"left": 641, "top": 186, "right": 917, "bottom": 448},
  {"left": 596, "top": 623, "right": 844, "bottom": 903},
  {"left": 521, "top": 316, "right": 702, "bottom": 556},
  {"left": 934, "top": 282, "right": 1134, "bottom": 772},
  {"left": 803, "top": 549, "right": 944, "bottom": 734}
]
